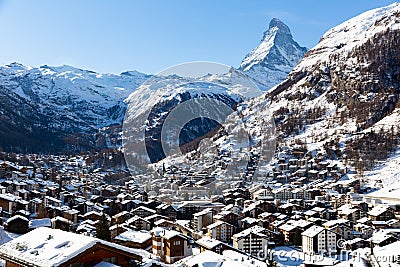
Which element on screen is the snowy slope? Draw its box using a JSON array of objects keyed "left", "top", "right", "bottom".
[
  {"left": 122, "top": 67, "right": 264, "bottom": 172},
  {"left": 0, "top": 62, "right": 149, "bottom": 152},
  {"left": 239, "top": 18, "right": 307, "bottom": 91},
  {"left": 295, "top": 2, "right": 400, "bottom": 71},
  {"left": 365, "top": 149, "right": 400, "bottom": 202}
]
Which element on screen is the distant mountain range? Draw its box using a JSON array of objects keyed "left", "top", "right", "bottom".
[
  {"left": 0, "top": 18, "right": 305, "bottom": 153},
  {"left": 0, "top": 63, "right": 149, "bottom": 152},
  {"left": 1, "top": 1, "right": 399, "bottom": 175}
]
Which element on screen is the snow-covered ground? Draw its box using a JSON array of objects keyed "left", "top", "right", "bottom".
[
  {"left": 273, "top": 246, "right": 353, "bottom": 267},
  {"left": 365, "top": 149, "right": 400, "bottom": 202}
]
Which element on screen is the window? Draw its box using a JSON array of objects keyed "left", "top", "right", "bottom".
[
  {"left": 103, "top": 257, "right": 117, "bottom": 264},
  {"left": 173, "top": 240, "right": 181, "bottom": 246}
]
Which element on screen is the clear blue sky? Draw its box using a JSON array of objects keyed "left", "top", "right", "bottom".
[{"left": 0, "top": 0, "right": 396, "bottom": 74}]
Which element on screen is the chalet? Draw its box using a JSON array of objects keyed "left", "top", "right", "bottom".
[
  {"left": 192, "top": 208, "right": 213, "bottom": 232},
  {"left": 132, "top": 206, "right": 157, "bottom": 218},
  {"left": 151, "top": 227, "right": 193, "bottom": 264},
  {"left": 0, "top": 227, "right": 144, "bottom": 267},
  {"left": 242, "top": 201, "right": 264, "bottom": 218},
  {"left": 221, "top": 203, "right": 242, "bottom": 214},
  {"left": 196, "top": 236, "right": 226, "bottom": 254},
  {"left": 206, "top": 221, "right": 233, "bottom": 243},
  {"left": 343, "top": 238, "right": 369, "bottom": 251},
  {"left": 371, "top": 221, "right": 388, "bottom": 229},
  {"left": 0, "top": 193, "right": 19, "bottom": 216},
  {"left": 368, "top": 230, "right": 398, "bottom": 247},
  {"left": 154, "top": 218, "right": 175, "bottom": 229},
  {"left": 323, "top": 219, "right": 354, "bottom": 240},
  {"left": 156, "top": 203, "right": 178, "bottom": 220},
  {"left": 144, "top": 214, "right": 169, "bottom": 228},
  {"left": 112, "top": 211, "right": 132, "bottom": 225},
  {"left": 125, "top": 215, "right": 151, "bottom": 231},
  {"left": 51, "top": 216, "right": 74, "bottom": 231},
  {"left": 63, "top": 208, "right": 80, "bottom": 224},
  {"left": 177, "top": 200, "right": 224, "bottom": 220},
  {"left": 253, "top": 188, "right": 274, "bottom": 201},
  {"left": 353, "top": 223, "right": 374, "bottom": 239},
  {"left": 386, "top": 218, "right": 400, "bottom": 228},
  {"left": 368, "top": 205, "right": 395, "bottom": 221},
  {"left": 5, "top": 215, "right": 29, "bottom": 234},
  {"left": 213, "top": 210, "right": 240, "bottom": 228},
  {"left": 337, "top": 204, "right": 362, "bottom": 223}
]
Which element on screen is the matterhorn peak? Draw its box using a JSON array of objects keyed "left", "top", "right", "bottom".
[
  {"left": 239, "top": 18, "right": 307, "bottom": 91},
  {"left": 268, "top": 18, "right": 291, "bottom": 34}
]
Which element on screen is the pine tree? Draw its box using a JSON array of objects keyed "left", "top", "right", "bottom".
[{"left": 96, "top": 213, "right": 111, "bottom": 241}]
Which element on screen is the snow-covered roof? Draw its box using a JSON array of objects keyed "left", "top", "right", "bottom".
[
  {"left": 302, "top": 225, "right": 324, "bottom": 238},
  {"left": 279, "top": 223, "right": 297, "bottom": 232},
  {"left": 232, "top": 225, "right": 269, "bottom": 240},
  {"left": 322, "top": 218, "right": 349, "bottom": 228},
  {"left": 193, "top": 208, "right": 213, "bottom": 217},
  {"left": 0, "top": 193, "right": 19, "bottom": 202},
  {"left": 6, "top": 215, "right": 29, "bottom": 223},
  {"left": 338, "top": 204, "right": 358, "bottom": 215},
  {"left": 196, "top": 236, "right": 222, "bottom": 249},
  {"left": 368, "top": 205, "right": 391, "bottom": 217},
  {"left": 368, "top": 229, "right": 399, "bottom": 244},
  {"left": 115, "top": 230, "right": 151, "bottom": 243},
  {"left": 206, "top": 220, "right": 229, "bottom": 229},
  {"left": 183, "top": 249, "right": 268, "bottom": 267},
  {"left": 287, "top": 219, "right": 312, "bottom": 228},
  {"left": 132, "top": 206, "right": 156, "bottom": 214},
  {"left": 0, "top": 227, "right": 148, "bottom": 267},
  {"left": 151, "top": 227, "right": 190, "bottom": 241},
  {"left": 29, "top": 218, "right": 51, "bottom": 229}
]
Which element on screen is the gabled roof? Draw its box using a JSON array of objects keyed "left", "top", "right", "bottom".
[
  {"left": 115, "top": 230, "right": 151, "bottom": 243},
  {"left": 6, "top": 215, "right": 29, "bottom": 223},
  {"left": 207, "top": 220, "right": 232, "bottom": 229},
  {"left": 151, "top": 227, "right": 191, "bottom": 241},
  {"left": 196, "top": 236, "right": 222, "bottom": 249},
  {"left": 302, "top": 225, "right": 325, "bottom": 238},
  {"left": 232, "top": 225, "right": 271, "bottom": 240},
  {"left": 0, "top": 227, "right": 147, "bottom": 267},
  {"left": 132, "top": 206, "right": 156, "bottom": 214},
  {"left": 368, "top": 205, "right": 392, "bottom": 217}
]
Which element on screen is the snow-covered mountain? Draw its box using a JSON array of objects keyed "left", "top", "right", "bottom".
[
  {"left": 122, "top": 68, "right": 262, "bottom": 174},
  {"left": 0, "top": 63, "right": 149, "bottom": 152},
  {"left": 257, "top": 2, "right": 400, "bottom": 175},
  {"left": 239, "top": 18, "right": 307, "bottom": 91},
  {"left": 155, "top": 2, "right": 400, "bottom": 183},
  {"left": 1, "top": 2, "right": 399, "bottom": 164}
]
